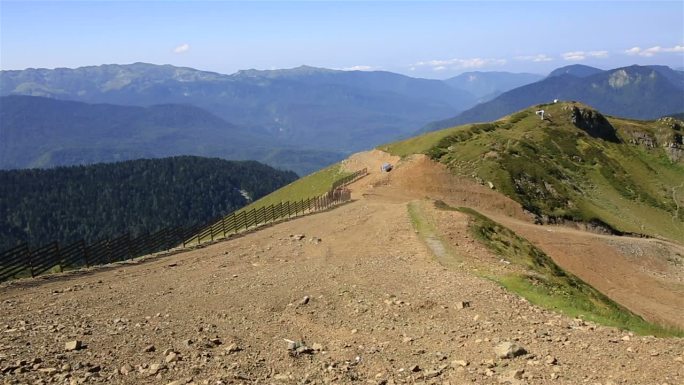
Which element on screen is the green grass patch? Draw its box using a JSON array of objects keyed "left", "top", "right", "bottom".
[
  {"left": 438, "top": 202, "right": 683, "bottom": 337},
  {"left": 407, "top": 201, "right": 432, "bottom": 237},
  {"left": 385, "top": 102, "right": 684, "bottom": 244},
  {"left": 407, "top": 201, "right": 463, "bottom": 268},
  {"left": 240, "top": 163, "right": 350, "bottom": 212},
  {"left": 189, "top": 163, "right": 352, "bottom": 244},
  {"left": 379, "top": 125, "right": 467, "bottom": 157}
]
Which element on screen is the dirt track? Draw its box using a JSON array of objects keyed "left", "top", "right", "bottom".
[
  {"left": 1, "top": 150, "right": 683, "bottom": 385},
  {"left": 344, "top": 150, "right": 684, "bottom": 329}
]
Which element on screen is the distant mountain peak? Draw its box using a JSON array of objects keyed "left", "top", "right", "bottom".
[
  {"left": 444, "top": 71, "right": 544, "bottom": 100},
  {"left": 547, "top": 64, "right": 604, "bottom": 78}
]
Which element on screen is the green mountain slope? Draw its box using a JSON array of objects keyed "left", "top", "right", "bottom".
[
  {"left": 383, "top": 102, "right": 684, "bottom": 244},
  {"left": 0, "top": 156, "right": 298, "bottom": 251}
]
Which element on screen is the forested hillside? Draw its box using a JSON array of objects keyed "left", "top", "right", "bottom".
[
  {"left": 0, "top": 95, "right": 344, "bottom": 175},
  {"left": 0, "top": 156, "right": 298, "bottom": 250}
]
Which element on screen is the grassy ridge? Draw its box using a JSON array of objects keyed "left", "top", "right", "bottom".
[
  {"left": 238, "top": 163, "right": 350, "bottom": 212},
  {"left": 383, "top": 102, "right": 684, "bottom": 244},
  {"left": 186, "top": 164, "right": 353, "bottom": 244},
  {"left": 428, "top": 201, "right": 682, "bottom": 337}
]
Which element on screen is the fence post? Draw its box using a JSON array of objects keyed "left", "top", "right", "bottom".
[
  {"left": 251, "top": 209, "right": 257, "bottom": 228},
  {"left": 106, "top": 239, "right": 113, "bottom": 263},
  {"left": 82, "top": 239, "right": 90, "bottom": 267},
  {"left": 127, "top": 233, "right": 134, "bottom": 260},
  {"left": 222, "top": 217, "right": 227, "bottom": 237},
  {"left": 55, "top": 241, "right": 63, "bottom": 273},
  {"left": 26, "top": 247, "right": 35, "bottom": 278}
]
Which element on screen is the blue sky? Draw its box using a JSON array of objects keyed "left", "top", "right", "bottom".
[{"left": 1, "top": 1, "right": 683, "bottom": 78}]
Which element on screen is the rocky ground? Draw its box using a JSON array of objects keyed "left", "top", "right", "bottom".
[{"left": 1, "top": 151, "right": 683, "bottom": 385}]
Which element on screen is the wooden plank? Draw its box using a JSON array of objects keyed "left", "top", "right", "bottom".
[
  {"left": 61, "top": 240, "right": 86, "bottom": 268},
  {"left": 30, "top": 242, "right": 60, "bottom": 276},
  {"left": 0, "top": 243, "right": 30, "bottom": 281},
  {"left": 129, "top": 234, "right": 149, "bottom": 257},
  {"left": 0, "top": 246, "right": 29, "bottom": 266},
  {"left": 108, "top": 234, "right": 130, "bottom": 262},
  {"left": 87, "top": 239, "right": 109, "bottom": 266},
  {"left": 1, "top": 243, "right": 29, "bottom": 259},
  {"left": 0, "top": 263, "right": 29, "bottom": 281},
  {"left": 258, "top": 206, "right": 266, "bottom": 225}
]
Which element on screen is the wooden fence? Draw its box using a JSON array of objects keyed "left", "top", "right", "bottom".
[
  {"left": 0, "top": 225, "right": 206, "bottom": 282},
  {"left": 183, "top": 167, "right": 368, "bottom": 246},
  {"left": 0, "top": 168, "right": 367, "bottom": 283}
]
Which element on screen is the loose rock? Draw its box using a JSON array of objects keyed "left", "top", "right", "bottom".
[
  {"left": 64, "top": 340, "right": 83, "bottom": 351},
  {"left": 225, "top": 343, "right": 241, "bottom": 354},
  {"left": 494, "top": 342, "right": 527, "bottom": 359},
  {"left": 165, "top": 351, "right": 179, "bottom": 363}
]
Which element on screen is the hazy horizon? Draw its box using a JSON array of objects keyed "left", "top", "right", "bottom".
[{"left": 1, "top": 1, "right": 683, "bottom": 79}]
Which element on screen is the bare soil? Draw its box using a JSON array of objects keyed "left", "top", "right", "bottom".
[{"left": 1, "top": 150, "right": 682, "bottom": 385}]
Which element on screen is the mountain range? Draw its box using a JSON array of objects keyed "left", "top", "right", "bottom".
[
  {"left": 0, "top": 63, "right": 473, "bottom": 151},
  {"left": 0, "top": 95, "right": 343, "bottom": 175},
  {"left": 423, "top": 64, "right": 684, "bottom": 132},
  {"left": 2, "top": 63, "right": 683, "bottom": 174}
]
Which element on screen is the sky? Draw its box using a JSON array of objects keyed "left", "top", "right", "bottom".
[{"left": 1, "top": 1, "right": 683, "bottom": 79}]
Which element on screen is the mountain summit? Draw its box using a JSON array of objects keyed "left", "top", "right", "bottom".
[{"left": 547, "top": 64, "right": 604, "bottom": 78}]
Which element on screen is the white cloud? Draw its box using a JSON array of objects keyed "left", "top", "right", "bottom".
[
  {"left": 342, "top": 65, "right": 374, "bottom": 71},
  {"left": 515, "top": 54, "right": 553, "bottom": 62},
  {"left": 173, "top": 43, "right": 190, "bottom": 54},
  {"left": 625, "top": 45, "right": 684, "bottom": 57},
  {"left": 561, "top": 50, "right": 608, "bottom": 61},
  {"left": 589, "top": 50, "right": 609, "bottom": 58},
  {"left": 561, "top": 51, "right": 586, "bottom": 61},
  {"left": 414, "top": 57, "right": 507, "bottom": 71},
  {"left": 625, "top": 47, "right": 642, "bottom": 56}
]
